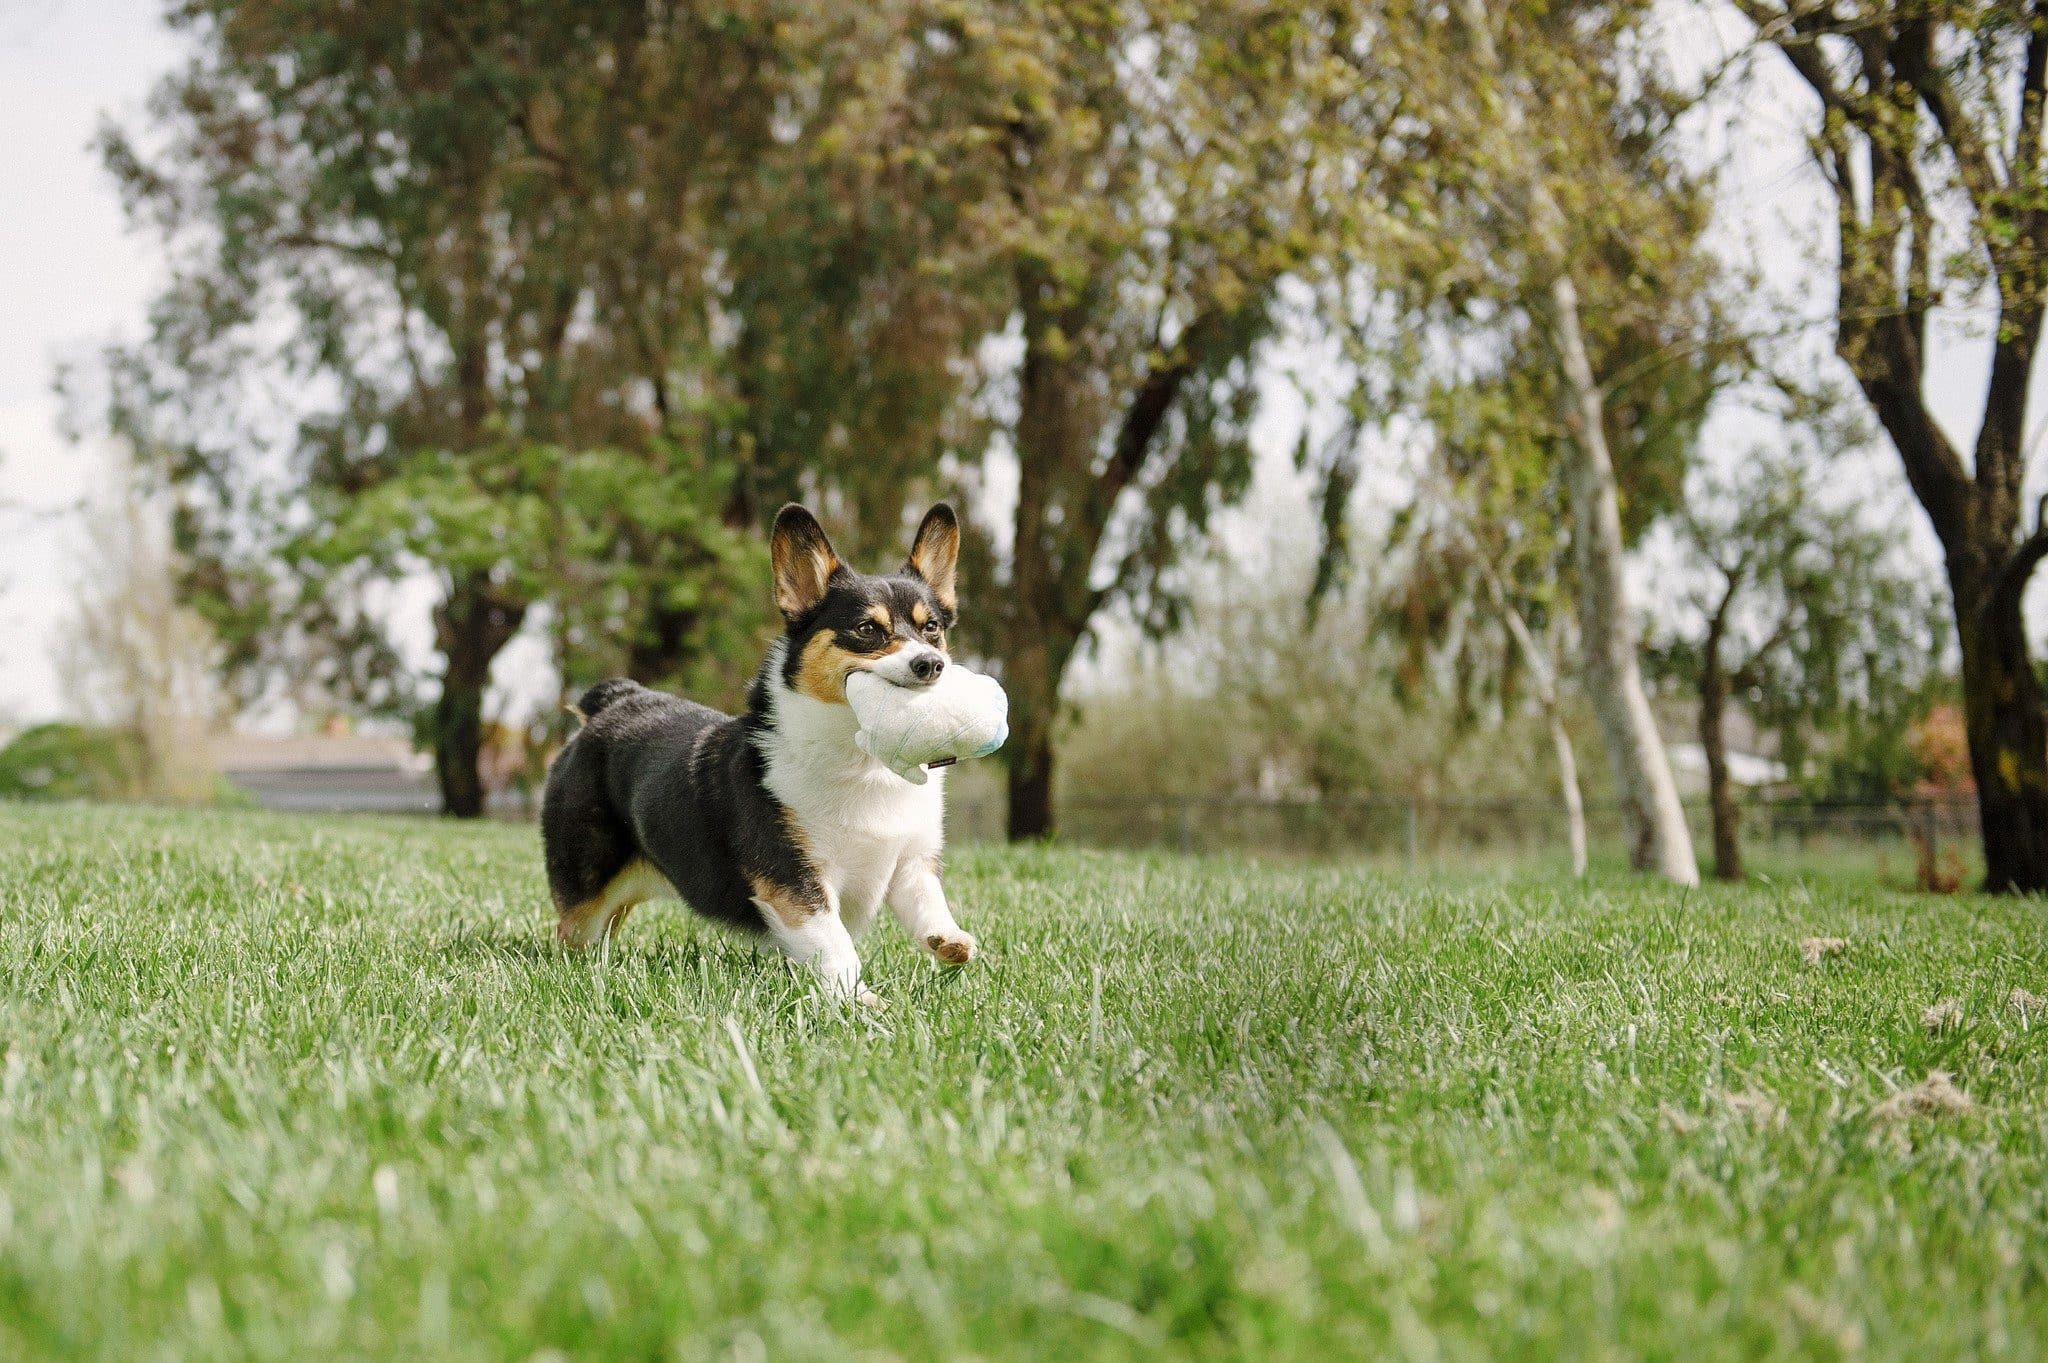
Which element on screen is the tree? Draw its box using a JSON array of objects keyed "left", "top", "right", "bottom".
[
  {"left": 57, "top": 467, "right": 224, "bottom": 804},
  {"left": 1736, "top": 2, "right": 2048, "bottom": 891},
  {"left": 1450, "top": 0, "right": 1702, "bottom": 883},
  {"left": 839, "top": 3, "right": 1359, "bottom": 839},
  {"left": 1652, "top": 449, "right": 1951, "bottom": 880},
  {"left": 1330, "top": 0, "right": 1724, "bottom": 881},
  {"left": 100, "top": 2, "right": 631, "bottom": 813},
  {"left": 98, "top": 3, "right": 965, "bottom": 813},
  {"left": 1399, "top": 472, "right": 1593, "bottom": 878}
]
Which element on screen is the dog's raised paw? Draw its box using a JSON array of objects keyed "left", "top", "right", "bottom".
[{"left": 926, "top": 932, "right": 977, "bottom": 965}]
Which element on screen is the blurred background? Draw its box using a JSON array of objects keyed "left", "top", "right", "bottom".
[{"left": 1, "top": 0, "right": 2032, "bottom": 887}]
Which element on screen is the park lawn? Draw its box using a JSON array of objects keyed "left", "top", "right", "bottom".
[{"left": 0, "top": 805, "right": 2043, "bottom": 1361}]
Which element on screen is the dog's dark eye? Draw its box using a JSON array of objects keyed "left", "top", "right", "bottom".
[
  {"left": 921, "top": 621, "right": 943, "bottom": 641},
  {"left": 852, "top": 620, "right": 885, "bottom": 645}
]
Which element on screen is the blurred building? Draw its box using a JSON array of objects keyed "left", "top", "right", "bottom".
[{"left": 209, "top": 732, "right": 436, "bottom": 814}]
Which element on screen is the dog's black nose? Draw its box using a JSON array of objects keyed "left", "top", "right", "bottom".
[{"left": 910, "top": 653, "right": 944, "bottom": 683}]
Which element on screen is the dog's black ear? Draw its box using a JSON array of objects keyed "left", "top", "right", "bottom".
[
  {"left": 905, "top": 503, "right": 960, "bottom": 611},
  {"left": 771, "top": 504, "right": 840, "bottom": 620}
]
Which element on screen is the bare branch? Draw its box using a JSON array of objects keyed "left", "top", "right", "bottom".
[
  {"left": 2019, "top": 4, "right": 2048, "bottom": 227},
  {"left": 1989, "top": 492, "right": 2048, "bottom": 614},
  {"left": 1892, "top": 15, "right": 2007, "bottom": 221}
]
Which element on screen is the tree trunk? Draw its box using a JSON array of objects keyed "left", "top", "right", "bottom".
[
  {"left": 1546, "top": 706, "right": 1588, "bottom": 879},
  {"left": 996, "top": 248, "right": 1209, "bottom": 840},
  {"left": 1697, "top": 624, "right": 1742, "bottom": 882},
  {"left": 1005, "top": 672, "right": 1057, "bottom": 842},
  {"left": 435, "top": 677, "right": 488, "bottom": 819},
  {"left": 1469, "top": 538, "right": 1586, "bottom": 878},
  {"left": 1456, "top": 0, "right": 1697, "bottom": 885},
  {"left": 1742, "top": 11, "right": 2048, "bottom": 890},
  {"left": 1956, "top": 565, "right": 2048, "bottom": 893},
  {"left": 432, "top": 576, "right": 528, "bottom": 819},
  {"left": 1000, "top": 609, "right": 1071, "bottom": 842},
  {"left": 1002, "top": 270, "right": 1084, "bottom": 844},
  {"left": 1553, "top": 275, "right": 1700, "bottom": 886}
]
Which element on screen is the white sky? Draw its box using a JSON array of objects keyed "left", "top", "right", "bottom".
[
  {"left": 0, "top": 1, "right": 2035, "bottom": 727},
  {"left": 0, "top": 0, "right": 182, "bottom": 724}
]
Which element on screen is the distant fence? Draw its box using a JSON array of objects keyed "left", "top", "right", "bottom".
[
  {"left": 944, "top": 791, "right": 1980, "bottom": 867},
  {"left": 226, "top": 765, "right": 440, "bottom": 814},
  {"left": 225, "top": 763, "right": 1979, "bottom": 871}
]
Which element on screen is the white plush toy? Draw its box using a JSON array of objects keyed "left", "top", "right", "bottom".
[{"left": 845, "top": 665, "right": 1009, "bottom": 785}]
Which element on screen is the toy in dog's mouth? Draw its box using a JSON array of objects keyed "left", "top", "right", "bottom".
[
  {"left": 851, "top": 646, "right": 949, "bottom": 691},
  {"left": 844, "top": 666, "right": 1009, "bottom": 784}
]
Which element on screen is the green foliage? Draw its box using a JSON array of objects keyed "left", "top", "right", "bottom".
[
  {"left": 1318, "top": 0, "right": 1746, "bottom": 753},
  {"left": 1806, "top": 674, "right": 1962, "bottom": 805},
  {"left": 1061, "top": 552, "right": 1606, "bottom": 804},
  {"left": 0, "top": 725, "right": 250, "bottom": 809},
  {"left": 929, "top": 1, "right": 1311, "bottom": 626},
  {"left": 95, "top": 2, "right": 974, "bottom": 744},
  {"left": 1315, "top": 0, "right": 1738, "bottom": 537},
  {"left": 1649, "top": 448, "right": 1954, "bottom": 796},
  {"left": 0, "top": 724, "right": 145, "bottom": 802}
]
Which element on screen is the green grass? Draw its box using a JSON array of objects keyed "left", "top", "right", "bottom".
[{"left": 0, "top": 803, "right": 2045, "bottom": 1361}]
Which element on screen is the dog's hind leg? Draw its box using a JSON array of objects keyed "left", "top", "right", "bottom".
[{"left": 557, "top": 858, "right": 676, "bottom": 949}]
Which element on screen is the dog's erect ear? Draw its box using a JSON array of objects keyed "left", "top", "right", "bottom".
[
  {"left": 905, "top": 503, "right": 960, "bottom": 611},
  {"left": 771, "top": 504, "right": 841, "bottom": 620}
]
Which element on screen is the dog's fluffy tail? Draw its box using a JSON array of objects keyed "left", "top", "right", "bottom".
[{"left": 566, "top": 678, "right": 642, "bottom": 724}]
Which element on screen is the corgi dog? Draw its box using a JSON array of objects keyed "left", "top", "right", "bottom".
[{"left": 540, "top": 503, "right": 976, "bottom": 1004}]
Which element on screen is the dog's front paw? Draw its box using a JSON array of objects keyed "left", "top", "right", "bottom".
[{"left": 924, "top": 930, "right": 977, "bottom": 965}]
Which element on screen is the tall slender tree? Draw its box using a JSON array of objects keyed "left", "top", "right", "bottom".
[
  {"left": 1449, "top": 0, "right": 1699, "bottom": 883},
  {"left": 1330, "top": 0, "right": 1725, "bottom": 881}
]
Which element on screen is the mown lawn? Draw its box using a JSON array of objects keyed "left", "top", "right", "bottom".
[{"left": 0, "top": 803, "right": 2044, "bottom": 1361}]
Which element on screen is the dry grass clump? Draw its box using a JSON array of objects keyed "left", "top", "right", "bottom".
[
  {"left": 1871, "top": 1071, "right": 1973, "bottom": 1122},
  {"left": 1718, "top": 1089, "right": 1785, "bottom": 1130},
  {"left": 1920, "top": 998, "right": 1964, "bottom": 1032},
  {"left": 1800, "top": 936, "right": 1848, "bottom": 967},
  {"left": 2009, "top": 987, "right": 2044, "bottom": 1013}
]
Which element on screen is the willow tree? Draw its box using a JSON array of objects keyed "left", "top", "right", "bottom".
[
  {"left": 1328, "top": 0, "right": 1721, "bottom": 881},
  {"left": 1735, "top": 2, "right": 2048, "bottom": 891}
]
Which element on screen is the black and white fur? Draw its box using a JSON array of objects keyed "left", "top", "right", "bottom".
[{"left": 540, "top": 503, "right": 975, "bottom": 1003}]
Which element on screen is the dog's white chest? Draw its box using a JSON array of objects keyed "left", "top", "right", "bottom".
[
  {"left": 800, "top": 780, "right": 940, "bottom": 919},
  {"left": 758, "top": 689, "right": 944, "bottom": 929}
]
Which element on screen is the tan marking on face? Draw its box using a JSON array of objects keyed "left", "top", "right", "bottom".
[
  {"left": 795, "top": 629, "right": 858, "bottom": 704},
  {"left": 866, "top": 604, "right": 891, "bottom": 628},
  {"left": 748, "top": 874, "right": 821, "bottom": 929},
  {"left": 911, "top": 601, "right": 930, "bottom": 628}
]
